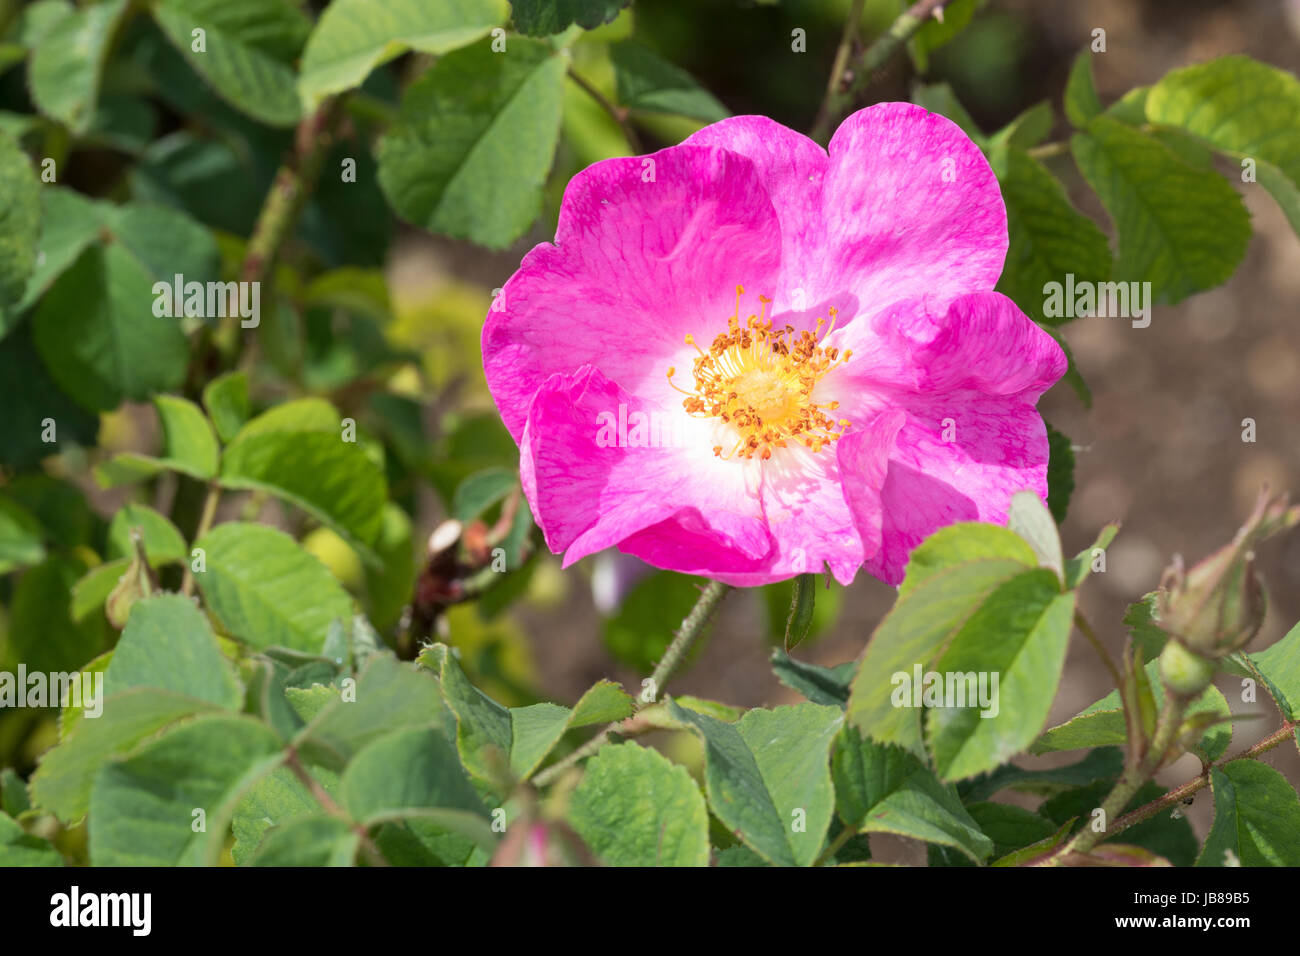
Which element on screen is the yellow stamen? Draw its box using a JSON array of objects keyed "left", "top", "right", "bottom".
[{"left": 674, "top": 287, "right": 852, "bottom": 461}]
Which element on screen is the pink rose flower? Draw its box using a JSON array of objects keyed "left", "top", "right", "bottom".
[{"left": 482, "top": 103, "right": 1067, "bottom": 587}]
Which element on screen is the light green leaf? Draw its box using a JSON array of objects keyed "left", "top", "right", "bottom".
[
  {"left": 833, "top": 727, "right": 991, "bottom": 863},
  {"left": 1146, "top": 56, "right": 1300, "bottom": 239},
  {"left": 220, "top": 399, "right": 387, "bottom": 554},
  {"left": 0, "top": 811, "right": 64, "bottom": 866},
  {"left": 1247, "top": 620, "right": 1300, "bottom": 723},
  {"left": 1071, "top": 116, "right": 1250, "bottom": 304},
  {"left": 151, "top": 0, "right": 310, "bottom": 127},
  {"left": 104, "top": 595, "right": 241, "bottom": 708},
  {"left": 609, "top": 40, "right": 728, "bottom": 122},
  {"left": 987, "top": 101, "right": 1053, "bottom": 151},
  {"left": 249, "top": 816, "right": 357, "bottom": 866},
  {"left": 155, "top": 394, "right": 220, "bottom": 479},
  {"left": 341, "top": 726, "right": 486, "bottom": 825},
  {"left": 298, "top": 0, "right": 508, "bottom": 110},
  {"left": 29, "top": 688, "right": 215, "bottom": 823},
  {"left": 929, "top": 802, "right": 1056, "bottom": 866},
  {"left": 1197, "top": 760, "right": 1300, "bottom": 866},
  {"left": 295, "top": 654, "right": 449, "bottom": 770},
  {"left": 924, "top": 571, "right": 1075, "bottom": 780},
  {"left": 567, "top": 742, "right": 709, "bottom": 866},
  {"left": 377, "top": 37, "right": 565, "bottom": 249},
  {"left": 107, "top": 504, "right": 187, "bottom": 565},
  {"left": 201, "top": 371, "right": 249, "bottom": 443},
  {"left": 1064, "top": 49, "right": 1102, "bottom": 128},
  {"left": 193, "top": 522, "right": 355, "bottom": 654},
  {"left": 1006, "top": 489, "right": 1064, "bottom": 580},
  {"left": 508, "top": 679, "right": 634, "bottom": 779},
  {"left": 27, "top": 0, "right": 128, "bottom": 134},
  {"left": 452, "top": 466, "right": 517, "bottom": 522},
  {"left": 231, "top": 764, "right": 338, "bottom": 864},
  {"left": 1033, "top": 659, "right": 1232, "bottom": 762},
  {"left": 89, "top": 713, "right": 283, "bottom": 865},
  {"left": 1063, "top": 523, "right": 1118, "bottom": 589},
  {"left": 668, "top": 700, "right": 841, "bottom": 867},
  {"left": 846, "top": 533, "right": 1035, "bottom": 756}
]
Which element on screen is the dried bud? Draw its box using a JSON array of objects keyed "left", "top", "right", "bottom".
[{"left": 1155, "top": 489, "right": 1296, "bottom": 656}]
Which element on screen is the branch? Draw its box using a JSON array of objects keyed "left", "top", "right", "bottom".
[
  {"left": 811, "top": 0, "right": 953, "bottom": 143},
  {"left": 567, "top": 68, "right": 643, "bottom": 154}
]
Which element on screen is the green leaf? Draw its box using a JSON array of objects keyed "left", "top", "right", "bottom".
[
  {"left": 157, "top": 394, "right": 221, "bottom": 478},
  {"left": 1146, "top": 56, "right": 1300, "bottom": 239},
  {"left": 107, "top": 503, "right": 187, "bottom": 565},
  {"left": 668, "top": 700, "right": 841, "bottom": 867},
  {"left": 833, "top": 727, "right": 991, "bottom": 863},
  {"left": 298, "top": 0, "right": 508, "bottom": 110},
  {"left": 27, "top": 0, "right": 129, "bottom": 134},
  {"left": 231, "top": 764, "right": 338, "bottom": 863},
  {"left": 220, "top": 399, "right": 388, "bottom": 554},
  {"left": 991, "top": 145, "right": 1111, "bottom": 326},
  {"left": 783, "top": 573, "right": 817, "bottom": 651},
  {"left": 929, "top": 802, "right": 1056, "bottom": 867},
  {"left": 1248, "top": 620, "right": 1300, "bottom": 722},
  {"left": 296, "top": 654, "right": 449, "bottom": 770},
  {"left": 31, "top": 244, "right": 190, "bottom": 412},
  {"left": 452, "top": 466, "right": 517, "bottom": 522},
  {"left": 847, "top": 524, "right": 1038, "bottom": 756},
  {"left": 508, "top": 680, "right": 634, "bottom": 779},
  {"left": 906, "top": 0, "right": 975, "bottom": 72},
  {"left": 5, "top": 188, "right": 100, "bottom": 327},
  {"left": 987, "top": 100, "right": 1054, "bottom": 151},
  {"left": 1, "top": 768, "right": 31, "bottom": 818},
  {"left": 1063, "top": 522, "right": 1117, "bottom": 589},
  {"left": 151, "top": 0, "right": 310, "bottom": 127},
  {"left": 1064, "top": 49, "right": 1102, "bottom": 128},
  {"left": 510, "top": 0, "right": 629, "bottom": 36},
  {"left": 567, "top": 742, "right": 709, "bottom": 866},
  {"left": 249, "top": 816, "right": 357, "bottom": 866},
  {"left": 0, "top": 494, "right": 46, "bottom": 574},
  {"left": 341, "top": 726, "right": 486, "bottom": 826},
  {"left": 0, "top": 131, "right": 40, "bottom": 322},
  {"left": 104, "top": 595, "right": 242, "bottom": 708},
  {"left": 202, "top": 371, "right": 249, "bottom": 443},
  {"left": 0, "top": 811, "right": 63, "bottom": 866},
  {"left": 9, "top": 554, "right": 108, "bottom": 673},
  {"left": 377, "top": 37, "right": 565, "bottom": 249},
  {"left": 924, "top": 570, "right": 1075, "bottom": 780},
  {"left": 1006, "top": 489, "right": 1064, "bottom": 580},
  {"left": 770, "top": 650, "right": 854, "bottom": 709},
  {"left": 89, "top": 713, "right": 283, "bottom": 865},
  {"left": 960, "top": 747, "right": 1124, "bottom": 802},
  {"left": 1045, "top": 422, "right": 1076, "bottom": 523},
  {"left": 609, "top": 40, "right": 728, "bottom": 122},
  {"left": 193, "top": 522, "right": 356, "bottom": 654},
  {"left": 1070, "top": 116, "right": 1250, "bottom": 305},
  {"left": 29, "top": 688, "right": 216, "bottom": 823},
  {"left": 1198, "top": 760, "right": 1300, "bottom": 866},
  {"left": 1032, "top": 660, "right": 1232, "bottom": 763}
]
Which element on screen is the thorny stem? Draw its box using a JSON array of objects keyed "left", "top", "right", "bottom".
[
  {"left": 811, "top": 0, "right": 954, "bottom": 143},
  {"left": 1046, "top": 693, "right": 1193, "bottom": 863},
  {"left": 813, "top": 0, "right": 866, "bottom": 141},
  {"left": 567, "top": 67, "right": 643, "bottom": 154},
  {"left": 180, "top": 481, "right": 220, "bottom": 597},
  {"left": 213, "top": 98, "right": 345, "bottom": 361},
  {"left": 285, "top": 748, "right": 389, "bottom": 867},
  {"left": 531, "top": 579, "right": 731, "bottom": 787},
  {"left": 1073, "top": 609, "right": 1124, "bottom": 692}
]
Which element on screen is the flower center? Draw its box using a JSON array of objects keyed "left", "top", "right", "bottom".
[{"left": 668, "top": 286, "right": 852, "bottom": 460}]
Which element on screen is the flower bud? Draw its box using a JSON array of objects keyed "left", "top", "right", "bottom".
[{"left": 1155, "top": 489, "right": 1296, "bottom": 656}]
